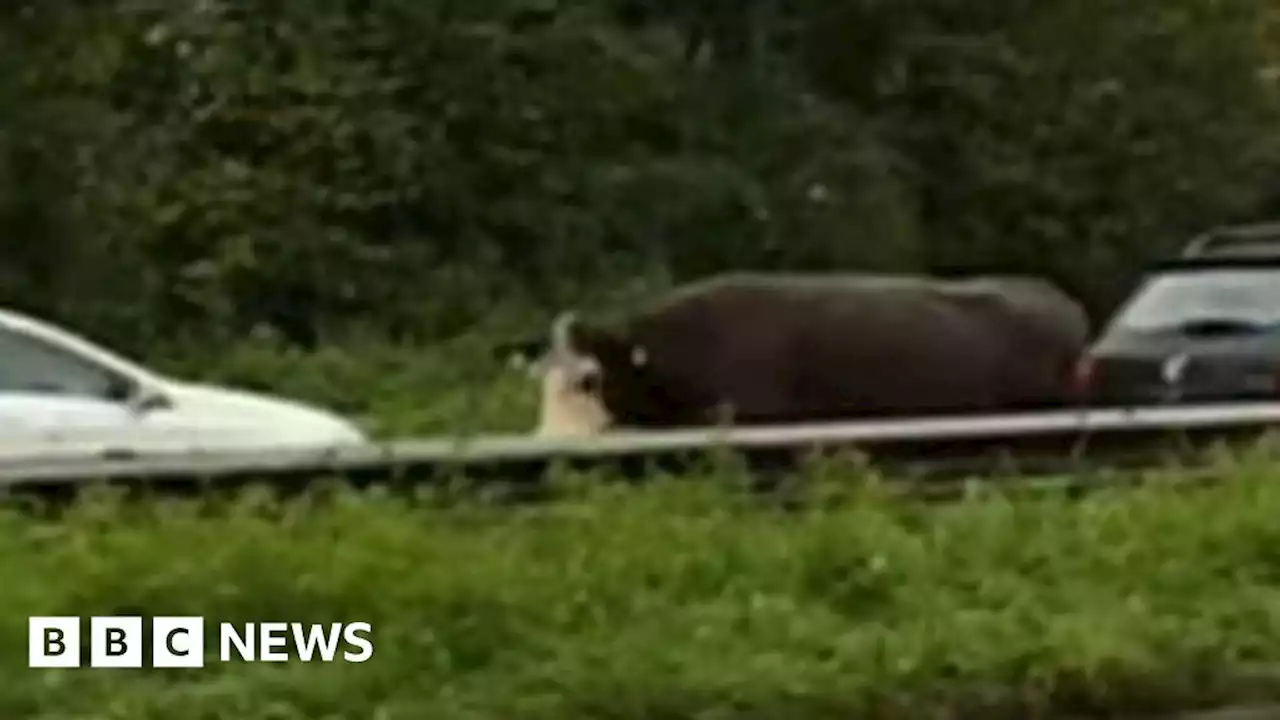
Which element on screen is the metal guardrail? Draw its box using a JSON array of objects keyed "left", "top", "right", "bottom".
[
  {"left": 0, "top": 400, "right": 1277, "bottom": 503},
  {"left": 1176, "top": 705, "right": 1280, "bottom": 720}
]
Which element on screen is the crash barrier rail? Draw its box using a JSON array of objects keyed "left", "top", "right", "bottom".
[
  {"left": 1174, "top": 705, "right": 1280, "bottom": 720},
  {"left": 1, "top": 400, "right": 1279, "bottom": 504}
]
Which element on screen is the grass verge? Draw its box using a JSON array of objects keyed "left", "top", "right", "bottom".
[{"left": 3, "top": 456, "right": 1280, "bottom": 718}]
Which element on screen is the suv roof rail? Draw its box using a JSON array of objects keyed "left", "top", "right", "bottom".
[{"left": 1180, "top": 221, "right": 1280, "bottom": 258}]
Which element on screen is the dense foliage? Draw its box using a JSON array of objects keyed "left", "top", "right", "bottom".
[
  {"left": 4, "top": 454, "right": 1280, "bottom": 718},
  {"left": 8, "top": 5, "right": 1280, "bottom": 715},
  {"left": 2, "top": 0, "right": 1278, "bottom": 354}
]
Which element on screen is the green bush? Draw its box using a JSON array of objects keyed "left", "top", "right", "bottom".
[
  {"left": 802, "top": 0, "right": 1280, "bottom": 316},
  {"left": 3, "top": 455, "right": 1280, "bottom": 718},
  {"left": 2, "top": 0, "right": 1276, "bottom": 347},
  {"left": 0, "top": 0, "right": 913, "bottom": 350}
]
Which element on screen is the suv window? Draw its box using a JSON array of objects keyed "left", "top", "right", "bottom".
[
  {"left": 1106, "top": 266, "right": 1280, "bottom": 334},
  {"left": 0, "top": 328, "right": 132, "bottom": 399}
]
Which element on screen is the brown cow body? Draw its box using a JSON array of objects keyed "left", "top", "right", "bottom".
[{"left": 508, "top": 271, "right": 1090, "bottom": 435}]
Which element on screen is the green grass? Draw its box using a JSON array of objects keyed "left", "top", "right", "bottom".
[
  {"left": 3, "top": 452, "right": 1280, "bottom": 718},
  {"left": 11, "top": 340, "right": 1277, "bottom": 717},
  {"left": 152, "top": 334, "right": 543, "bottom": 437}
]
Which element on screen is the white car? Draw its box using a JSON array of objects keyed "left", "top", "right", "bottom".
[{"left": 0, "top": 307, "right": 369, "bottom": 461}]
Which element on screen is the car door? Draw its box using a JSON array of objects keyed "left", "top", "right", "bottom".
[{"left": 0, "top": 326, "right": 149, "bottom": 459}]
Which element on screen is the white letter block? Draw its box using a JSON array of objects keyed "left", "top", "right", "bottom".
[
  {"left": 28, "top": 616, "right": 80, "bottom": 668},
  {"left": 152, "top": 617, "right": 205, "bottom": 668},
  {"left": 90, "top": 616, "right": 143, "bottom": 668}
]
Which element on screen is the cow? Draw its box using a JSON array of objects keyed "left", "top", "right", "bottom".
[
  {"left": 500, "top": 272, "right": 1091, "bottom": 437},
  {"left": 515, "top": 312, "right": 615, "bottom": 437}
]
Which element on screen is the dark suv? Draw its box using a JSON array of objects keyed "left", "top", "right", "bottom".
[{"left": 1073, "top": 222, "right": 1280, "bottom": 406}]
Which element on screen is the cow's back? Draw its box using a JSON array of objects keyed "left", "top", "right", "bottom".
[
  {"left": 619, "top": 273, "right": 1012, "bottom": 421},
  {"left": 939, "top": 276, "right": 1091, "bottom": 406},
  {"left": 946, "top": 276, "right": 1089, "bottom": 348}
]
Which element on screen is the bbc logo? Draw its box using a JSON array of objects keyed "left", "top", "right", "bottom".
[
  {"left": 30, "top": 616, "right": 374, "bottom": 667},
  {"left": 30, "top": 616, "right": 205, "bottom": 668}
]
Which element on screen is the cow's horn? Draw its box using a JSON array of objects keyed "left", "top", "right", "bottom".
[{"left": 550, "top": 310, "right": 577, "bottom": 350}]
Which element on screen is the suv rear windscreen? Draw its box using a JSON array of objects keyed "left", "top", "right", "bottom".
[{"left": 1105, "top": 265, "right": 1280, "bottom": 335}]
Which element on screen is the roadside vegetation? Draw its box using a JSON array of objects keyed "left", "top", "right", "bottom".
[
  {"left": 3, "top": 451, "right": 1280, "bottom": 718},
  {"left": 6, "top": 1, "right": 1280, "bottom": 716},
  {"left": 152, "top": 332, "right": 543, "bottom": 437},
  {"left": 4, "top": 0, "right": 1279, "bottom": 359},
  {"left": 7, "top": 0, "right": 1279, "bottom": 438}
]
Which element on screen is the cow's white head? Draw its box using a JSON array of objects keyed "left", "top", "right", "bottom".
[
  {"left": 527, "top": 311, "right": 615, "bottom": 438},
  {"left": 501, "top": 310, "right": 653, "bottom": 438}
]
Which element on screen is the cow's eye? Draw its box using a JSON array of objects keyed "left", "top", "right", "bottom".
[{"left": 576, "top": 373, "right": 601, "bottom": 394}]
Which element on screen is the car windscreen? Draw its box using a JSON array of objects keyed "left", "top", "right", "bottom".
[{"left": 1104, "top": 266, "right": 1280, "bottom": 336}]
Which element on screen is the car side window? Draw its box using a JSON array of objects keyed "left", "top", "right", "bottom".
[
  {"left": 1111, "top": 268, "right": 1280, "bottom": 331},
  {"left": 0, "top": 328, "right": 132, "bottom": 400}
]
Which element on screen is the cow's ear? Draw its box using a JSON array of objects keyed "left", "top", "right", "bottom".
[
  {"left": 631, "top": 345, "right": 648, "bottom": 366},
  {"left": 503, "top": 348, "right": 542, "bottom": 375},
  {"left": 502, "top": 343, "right": 551, "bottom": 378},
  {"left": 524, "top": 355, "right": 552, "bottom": 379},
  {"left": 497, "top": 338, "right": 547, "bottom": 364}
]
